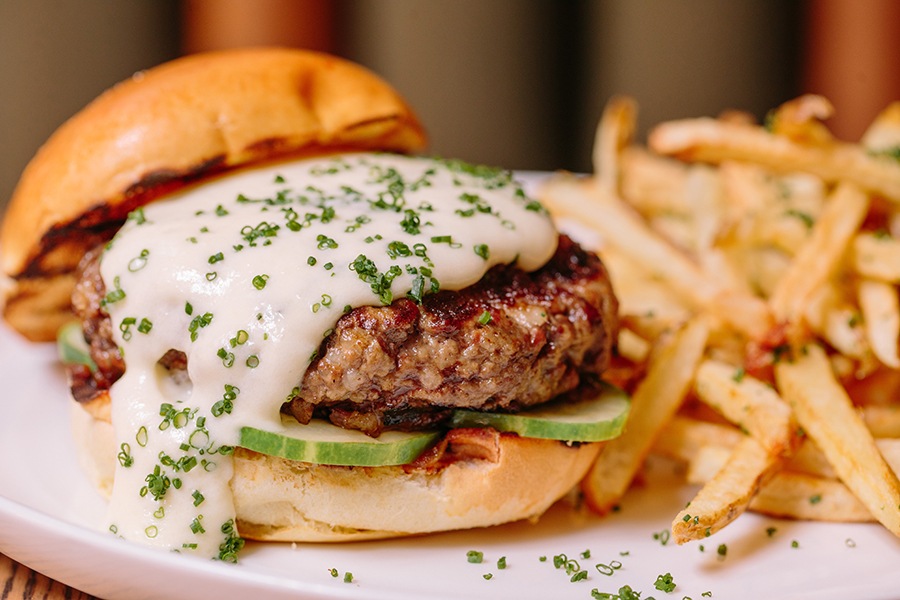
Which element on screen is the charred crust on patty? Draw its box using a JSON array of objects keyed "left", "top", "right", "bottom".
[{"left": 69, "top": 234, "right": 618, "bottom": 437}]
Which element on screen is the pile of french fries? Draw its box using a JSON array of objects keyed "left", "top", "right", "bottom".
[{"left": 540, "top": 94, "right": 900, "bottom": 543}]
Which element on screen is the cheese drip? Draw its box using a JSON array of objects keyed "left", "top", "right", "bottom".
[{"left": 99, "top": 153, "right": 557, "bottom": 558}]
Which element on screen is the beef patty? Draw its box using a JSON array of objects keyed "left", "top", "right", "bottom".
[{"left": 69, "top": 234, "right": 618, "bottom": 436}]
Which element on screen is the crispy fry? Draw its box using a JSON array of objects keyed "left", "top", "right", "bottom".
[
  {"left": 788, "top": 438, "right": 900, "bottom": 480},
  {"left": 749, "top": 472, "right": 873, "bottom": 522},
  {"left": 542, "top": 177, "right": 720, "bottom": 305},
  {"left": 550, "top": 95, "right": 900, "bottom": 540},
  {"left": 803, "top": 280, "right": 870, "bottom": 360},
  {"left": 785, "top": 440, "right": 838, "bottom": 479},
  {"left": 852, "top": 232, "right": 900, "bottom": 283},
  {"left": 861, "top": 101, "right": 900, "bottom": 151},
  {"left": 673, "top": 437, "right": 780, "bottom": 543},
  {"left": 764, "top": 94, "right": 835, "bottom": 145},
  {"left": 775, "top": 344, "right": 900, "bottom": 535},
  {"left": 878, "top": 439, "right": 900, "bottom": 476},
  {"left": 861, "top": 405, "right": 900, "bottom": 438},
  {"left": 592, "top": 96, "right": 637, "bottom": 196},
  {"left": 717, "top": 161, "right": 772, "bottom": 230},
  {"left": 768, "top": 183, "right": 869, "bottom": 322},
  {"left": 684, "top": 165, "right": 723, "bottom": 253},
  {"left": 648, "top": 116, "right": 900, "bottom": 202},
  {"left": 652, "top": 416, "right": 743, "bottom": 463},
  {"left": 858, "top": 278, "right": 900, "bottom": 368},
  {"left": 707, "top": 291, "right": 774, "bottom": 341},
  {"left": 685, "top": 442, "right": 890, "bottom": 522},
  {"left": 674, "top": 360, "right": 796, "bottom": 543},
  {"left": 685, "top": 444, "right": 734, "bottom": 485},
  {"left": 693, "top": 359, "right": 794, "bottom": 455},
  {"left": 617, "top": 328, "right": 650, "bottom": 364},
  {"left": 599, "top": 245, "right": 693, "bottom": 333},
  {"left": 620, "top": 147, "right": 691, "bottom": 215},
  {"left": 581, "top": 317, "right": 709, "bottom": 514},
  {"left": 541, "top": 176, "right": 772, "bottom": 339}
]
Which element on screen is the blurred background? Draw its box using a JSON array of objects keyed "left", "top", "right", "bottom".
[{"left": 1, "top": 0, "right": 899, "bottom": 212}]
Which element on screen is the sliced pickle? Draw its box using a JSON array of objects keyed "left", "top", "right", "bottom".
[
  {"left": 450, "top": 382, "right": 630, "bottom": 442},
  {"left": 240, "top": 416, "right": 441, "bottom": 466}
]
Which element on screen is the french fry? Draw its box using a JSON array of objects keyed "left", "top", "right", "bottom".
[
  {"left": 732, "top": 246, "right": 792, "bottom": 299},
  {"left": 684, "top": 442, "right": 880, "bottom": 522},
  {"left": 686, "top": 440, "right": 834, "bottom": 484},
  {"left": 693, "top": 359, "right": 794, "bottom": 455},
  {"left": 592, "top": 96, "right": 637, "bottom": 196},
  {"left": 697, "top": 247, "right": 752, "bottom": 297},
  {"left": 684, "top": 165, "right": 723, "bottom": 253},
  {"left": 719, "top": 164, "right": 826, "bottom": 259},
  {"left": 706, "top": 290, "right": 774, "bottom": 345},
  {"left": 596, "top": 249, "right": 695, "bottom": 344},
  {"left": 878, "top": 439, "right": 900, "bottom": 477},
  {"left": 768, "top": 183, "right": 869, "bottom": 322},
  {"left": 764, "top": 94, "right": 835, "bottom": 145},
  {"left": 541, "top": 176, "right": 773, "bottom": 339},
  {"left": 860, "top": 101, "right": 900, "bottom": 152},
  {"left": 581, "top": 317, "right": 709, "bottom": 514},
  {"left": 858, "top": 278, "right": 900, "bottom": 368},
  {"left": 775, "top": 344, "right": 900, "bottom": 535},
  {"left": 788, "top": 438, "right": 900, "bottom": 481},
  {"left": 803, "top": 280, "right": 869, "bottom": 360},
  {"left": 785, "top": 439, "right": 838, "bottom": 480},
  {"left": 861, "top": 404, "right": 900, "bottom": 438},
  {"left": 547, "top": 95, "right": 900, "bottom": 541},
  {"left": 648, "top": 115, "right": 900, "bottom": 202},
  {"left": 541, "top": 177, "right": 720, "bottom": 306},
  {"left": 852, "top": 232, "right": 900, "bottom": 283},
  {"left": 685, "top": 444, "right": 733, "bottom": 485},
  {"left": 673, "top": 437, "right": 781, "bottom": 542},
  {"left": 652, "top": 416, "right": 743, "bottom": 463},
  {"left": 717, "top": 161, "right": 772, "bottom": 230},
  {"left": 674, "top": 359, "right": 796, "bottom": 543},
  {"left": 620, "top": 146, "right": 691, "bottom": 215},
  {"left": 749, "top": 472, "right": 873, "bottom": 522},
  {"left": 617, "top": 328, "right": 650, "bottom": 364}
]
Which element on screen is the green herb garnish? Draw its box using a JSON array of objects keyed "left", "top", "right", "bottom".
[{"left": 654, "top": 572, "right": 676, "bottom": 593}]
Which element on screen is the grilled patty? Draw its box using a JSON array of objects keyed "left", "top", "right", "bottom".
[{"left": 69, "top": 235, "right": 618, "bottom": 436}]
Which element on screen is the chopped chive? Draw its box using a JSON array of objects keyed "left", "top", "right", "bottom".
[{"left": 252, "top": 274, "right": 269, "bottom": 290}]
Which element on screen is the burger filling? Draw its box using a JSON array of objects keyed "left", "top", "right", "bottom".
[
  {"left": 65, "top": 152, "right": 617, "bottom": 558},
  {"left": 71, "top": 234, "right": 617, "bottom": 436}
]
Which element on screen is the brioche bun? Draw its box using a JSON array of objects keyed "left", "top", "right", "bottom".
[
  {"left": 71, "top": 402, "right": 602, "bottom": 542},
  {"left": 1, "top": 47, "right": 426, "bottom": 341},
  {"left": 5, "top": 48, "right": 609, "bottom": 544}
]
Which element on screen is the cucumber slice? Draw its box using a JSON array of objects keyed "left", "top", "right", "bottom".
[
  {"left": 57, "top": 321, "right": 97, "bottom": 372},
  {"left": 240, "top": 416, "right": 441, "bottom": 467},
  {"left": 449, "top": 382, "right": 629, "bottom": 442}
]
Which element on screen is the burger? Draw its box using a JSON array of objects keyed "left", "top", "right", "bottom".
[{"left": 0, "top": 48, "right": 625, "bottom": 560}]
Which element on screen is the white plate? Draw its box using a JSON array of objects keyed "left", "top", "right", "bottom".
[
  {"left": 5, "top": 311, "right": 900, "bottom": 600},
  {"left": 3, "top": 172, "right": 900, "bottom": 599}
]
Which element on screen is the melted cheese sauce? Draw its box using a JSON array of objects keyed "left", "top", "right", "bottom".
[{"left": 99, "top": 153, "right": 557, "bottom": 558}]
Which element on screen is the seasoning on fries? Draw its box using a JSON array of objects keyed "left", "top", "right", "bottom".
[{"left": 539, "top": 93, "right": 900, "bottom": 543}]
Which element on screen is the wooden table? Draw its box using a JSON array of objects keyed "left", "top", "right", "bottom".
[{"left": 1, "top": 553, "right": 96, "bottom": 600}]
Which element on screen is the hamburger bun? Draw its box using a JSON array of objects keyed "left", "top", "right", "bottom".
[
  {"left": 1, "top": 48, "right": 618, "bottom": 548},
  {"left": 1, "top": 47, "right": 426, "bottom": 341},
  {"left": 71, "top": 403, "right": 602, "bottom": 542}
]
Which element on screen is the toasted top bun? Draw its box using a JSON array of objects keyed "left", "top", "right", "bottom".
[
  {"left": 0, "top": 47, "right": 426, "bottom": 341},
  {"left": 71, "top": 402, "right": 602, "bottom": 542}
]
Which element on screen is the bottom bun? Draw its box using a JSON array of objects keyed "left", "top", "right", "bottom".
[{"left": 71, "top": 402, "right": 602, "bottom": 542}]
